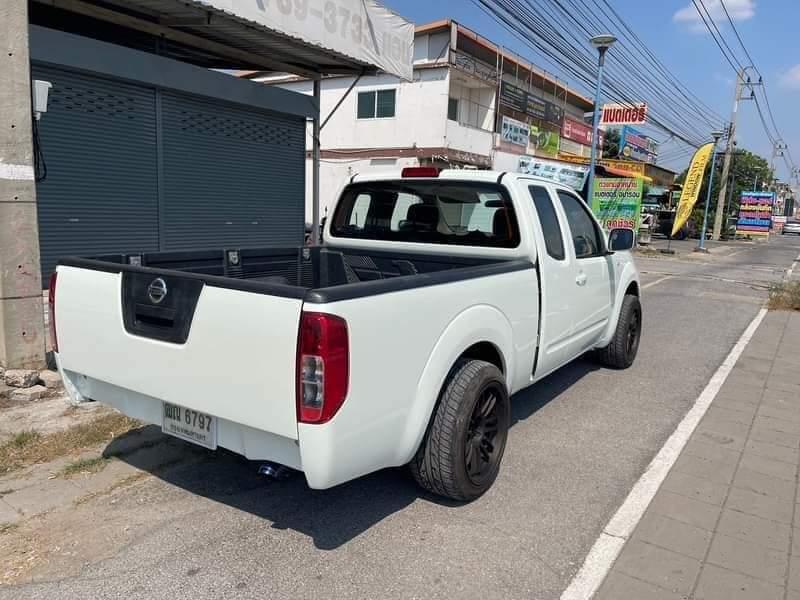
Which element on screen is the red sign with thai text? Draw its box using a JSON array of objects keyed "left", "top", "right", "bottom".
[
  {"left": 561, "top": 117, "right": 604, "bottom": 148},
  {"left": 600, "top": 103, "right": 648, "bottom": 125}
]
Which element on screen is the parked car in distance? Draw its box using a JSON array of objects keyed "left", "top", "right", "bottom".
[
  {"left": 782, "top": 220, "right": 800, "bottom": 235},
  {"left": 50, "top": 168, "right": 641, "bottom": 501}
]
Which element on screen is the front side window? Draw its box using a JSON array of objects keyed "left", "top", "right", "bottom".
[
  {"left": 556, "top": 190, "right": 604, "bottom": 258},
  {"left": 331, "top": 181, "right": 520, "bottom": 248},
  {"left": 357, "top": 89, "right": 396, "bottom": 119}
]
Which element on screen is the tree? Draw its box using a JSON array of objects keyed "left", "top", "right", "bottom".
[
  {"left": 602, "top": 128, "right": 620, "bottom": 158},
  {"left": 676, "top": 147, "right": 772, "bottom": 236}
]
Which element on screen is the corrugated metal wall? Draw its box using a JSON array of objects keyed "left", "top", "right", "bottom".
[
  {"left": 160, "top": 91, "right": 305, "bottom": 250},
  {"left": 32, "top": 64, "right": 160, "bottom": 279},
  {"left": 32, "top": 64, "right": 305, "bottom": 283}
]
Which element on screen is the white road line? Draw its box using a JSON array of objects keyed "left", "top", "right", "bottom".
[
  {"left": 641, "top": 276, "right": 672, "bottom": 290},
  {"left": 560, "top": 306, "right": 768, "bottom": 600}
]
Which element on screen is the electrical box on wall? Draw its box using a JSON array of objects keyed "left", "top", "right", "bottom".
[{"left": 32, "top": 79, "right": 52, "bottom": 119}]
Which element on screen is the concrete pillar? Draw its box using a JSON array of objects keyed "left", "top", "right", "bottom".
[{"left": 0, "top": 0, "right": 46, "bottom": 369}]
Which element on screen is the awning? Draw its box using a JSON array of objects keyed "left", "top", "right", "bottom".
[
  {"left": 36, "top": 0, "right": 414, "bottom": 79},
  {"left": 603, "top": 165, "right": 654, "bottom": 183}
]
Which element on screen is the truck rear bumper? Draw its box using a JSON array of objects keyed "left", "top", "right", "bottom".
[{"left": 59, "top": 364, "right": 302, "bottom": 472}]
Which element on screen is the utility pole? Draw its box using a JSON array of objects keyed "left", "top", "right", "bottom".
[
  {"left": 770, "top": 141, "right": 787, "bottom": 189},
  {"left": 712, "top": 67, "right": 760, "bottom": 240},
  {"left": 0, "top": 0, "right": 46, "bottom": 368}
]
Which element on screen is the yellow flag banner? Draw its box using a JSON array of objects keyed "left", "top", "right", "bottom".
[{"left": 672, "top": 142, "right": 714, "bottom": 237}]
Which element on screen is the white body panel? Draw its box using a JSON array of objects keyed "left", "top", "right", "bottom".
[
  {"left": 56, "top": 266, "right": 302, "bottom": 440},
  {"left": 56, "top": 170, "right": 639, "bottom": 490}
]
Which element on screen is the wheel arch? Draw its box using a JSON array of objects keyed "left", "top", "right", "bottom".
[
  {"left": 395, "top": 304, "right": 513, "bottom": 466},
  {"left": 596, "top": 264, "right": 641, "bottom": 348}
]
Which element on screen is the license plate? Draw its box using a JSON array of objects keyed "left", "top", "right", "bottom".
[{"left": 162, "top": 402, "right": 217, "bottom": 450}]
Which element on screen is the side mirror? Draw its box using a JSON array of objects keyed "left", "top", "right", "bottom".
[{"left": 608, "top": 228, "right": 635, "bottom": 252}]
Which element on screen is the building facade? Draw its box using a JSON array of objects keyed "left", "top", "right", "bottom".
[{"left": 255, "top": 20, "right": 596, "bottom": 219}]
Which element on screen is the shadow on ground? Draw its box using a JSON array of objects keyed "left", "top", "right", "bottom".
[{"left": 106, "top": 357, "right": 598, "bottom": 550}]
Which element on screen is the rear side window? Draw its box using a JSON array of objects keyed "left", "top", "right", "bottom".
[
  {"left": 330, "top": 181, "right": 520, "bottom": 248},
  {"left": 528, "top": 186, "right": 565, "bottom": 260}
]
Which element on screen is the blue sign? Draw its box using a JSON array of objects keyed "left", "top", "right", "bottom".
[{"left": 618, "top": 125, "right": 657, "bottom": 164}]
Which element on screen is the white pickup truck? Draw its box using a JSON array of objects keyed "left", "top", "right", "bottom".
[{"left": 51, "top": 168, "right": 641, "bottom": 501}]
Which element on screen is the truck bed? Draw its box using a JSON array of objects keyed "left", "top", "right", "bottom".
[{"left": 60, "top": 245, "right": 530, "bottom": 304}]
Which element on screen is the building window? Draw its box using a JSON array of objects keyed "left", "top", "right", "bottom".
[
  {"left": 357, "top": 89, "right": 396, "bottom": 119},
  {"left": 448, "top": 97, "right": 459, "bottom": 121}
]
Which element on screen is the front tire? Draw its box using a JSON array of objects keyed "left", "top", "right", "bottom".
[
  {"left": 595, "top": 295, "right": 642, "bottom": 369},
  {"left": 409, "top": 359, "right": 510, "bottom": 501}
]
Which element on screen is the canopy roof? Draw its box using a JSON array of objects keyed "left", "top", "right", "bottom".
[{"left": 33, "top": 0, "right": 414, "bottom": 79}]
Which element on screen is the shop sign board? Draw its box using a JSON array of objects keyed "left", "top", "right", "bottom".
[
  {"left": 736, "top": 191, "right": 774, "bottom": 236},
  {"left": 530, "top": 124, "right": 560, "bottom": 158},
  {"left": 619, "top": 125, "right": 657, "bottom": 164},
  {"left": 591, "top": 177, "right": 644, "bottom": 232},
  {"left": 498, "top": 81, "right": 559, "bottom": 123},
  {"left": 501, "top": 115, "right": 530, "bottom": 147},
  {"left": 601, "top": 103, "right": 648, "bottom": 125},
  {"left": 518, "top": 156, "right": 589, "bottom": 191}
]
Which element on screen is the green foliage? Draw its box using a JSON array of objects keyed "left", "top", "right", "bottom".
[{"left": 602, "top": 128, "right": 621, "bottom": 158}]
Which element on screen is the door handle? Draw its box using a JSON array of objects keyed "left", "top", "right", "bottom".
[{"left": 575, "top": 272, "right": 588, "bottom": 286}]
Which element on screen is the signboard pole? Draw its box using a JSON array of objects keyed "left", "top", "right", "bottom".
[{"left": 587, "top": 51, "right": 608, "bottom": 203}]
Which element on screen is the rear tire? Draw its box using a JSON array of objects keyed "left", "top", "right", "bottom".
[
  {"left": 409, "top": 359, "right": 510, "bottom": 502},
  {"left": 594, "top": 295, "right": 642, "bottom": 369}
]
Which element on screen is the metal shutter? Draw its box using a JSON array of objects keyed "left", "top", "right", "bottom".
[
  {"left": 32, "top": 65, "right": 160, "bottom": 281},
  {"left": 160, "top": 91, "right": 305, "bottom": 251}
]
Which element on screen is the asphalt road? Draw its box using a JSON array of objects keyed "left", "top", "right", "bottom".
[{"left": 5, "top": 236, "right": 800, "bottom": 600}]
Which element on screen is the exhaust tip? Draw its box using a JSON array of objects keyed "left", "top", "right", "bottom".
[{"left": 257, "top": 461, "right": 292, "bottom": 481}]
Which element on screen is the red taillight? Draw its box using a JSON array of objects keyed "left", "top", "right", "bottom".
[
  {"left": 297, "top": 312, "right": 349, "bottom": 424},
  {"left": 401, "top": 167, "right": 440, "bottom": 178},
  {"left": 48, "top": 272, "right": 58, "bottom": 353}
]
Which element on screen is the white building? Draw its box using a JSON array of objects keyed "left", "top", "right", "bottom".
[{"left": 246, "top": 20, "right": 594, "bottom": 220}]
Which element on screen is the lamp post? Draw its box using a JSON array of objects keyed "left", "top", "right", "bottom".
[
  {"left": 587, "top": 34, "right": 617, "bottom": 202},
  {"left": 696, "top": 131, "right": 724, "bottom": 253}
]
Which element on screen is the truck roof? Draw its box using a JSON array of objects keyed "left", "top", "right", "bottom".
[{"left": 350, "top": 169, "right": 576, "bottom": 192}]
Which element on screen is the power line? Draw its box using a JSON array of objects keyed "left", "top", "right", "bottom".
[
  {"left": 690, "top": 0, "right": 743, "bottom": 74},
  {"left": 718, "top": 0, "right": 756, "bottom": 67}
]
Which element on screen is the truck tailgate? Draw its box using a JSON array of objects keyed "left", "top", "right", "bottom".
[{"left": 55, "top": 265, "right": 301, "bottom": 440}]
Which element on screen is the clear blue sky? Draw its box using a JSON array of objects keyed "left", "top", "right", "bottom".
[{"left": 382, "top": 0, "right": 799, "bottom": 179}]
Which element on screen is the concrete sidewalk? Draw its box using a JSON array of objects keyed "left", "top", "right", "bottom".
[{"left": 595, "top": 309, "right": 800, "bottom": 600}]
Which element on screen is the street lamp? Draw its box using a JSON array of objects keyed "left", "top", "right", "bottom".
[
  {"left": 587, "top": 34, "right": 617, "bottom": 202},
  {"left": 696, "top": 130, "right": 725, "bottom": 253}
]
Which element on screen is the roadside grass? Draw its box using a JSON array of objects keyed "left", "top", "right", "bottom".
[
  {"left": 60, "top": 456, "right": 111, "bottom": 478},
  {"left": 0, "top": 413, "right": 140, "bottom": 475},
  {"left": 768, "top": 281, "right": 800, "bottom": 311}
]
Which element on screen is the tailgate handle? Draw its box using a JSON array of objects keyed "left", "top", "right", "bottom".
[{"left": 134, "top": 303, "right": 177, "bottom": 329}]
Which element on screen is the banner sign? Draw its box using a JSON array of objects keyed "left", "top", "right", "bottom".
[
  {"left": 559, "top": 137, "right": 585, "bottom": 158},
  {"left": 198, "top": 0, "right": 414, "bottom": 80},
  {"left": 501, "top": 115, "right": 529, "bottom": 147},
  {"left": 672, "top": 143, "right": 714, "bottom": 236},
  {"left": 526, "top": 96, "right": 547, "bottom": 121},
  {"left": 499, "top": 81, "right": 561, "bottom": 124},
  {"left": 530, "top": 124, "right": 559, "bottom": 158},
  {"left": 544, "top": 102, "right": 564, "bottom": 126},
  {"left": 499, "top": 81, "right": 527, "bottom": 113},
  {"left": 618, "top": 125, "right": 657, "bottom": 164},
  {"left": 736, "top": 191, "right": 775, "bottom": 236},
  {"left": 591, "top": 177, "right": 644, "bottom": 232},
  {"left": 518, "top": 156, "right": 589, "bottom": 191},
  {"left": 601, "top": 103, "right": 648, "bottom": 126},
  {"left": 562, "top": 117, "right": 593, "bottom": 145}
]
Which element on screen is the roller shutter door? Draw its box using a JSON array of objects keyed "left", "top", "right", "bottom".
[
  {"left": 159, "top": 91, "right": 305, "bottom": 250},
  {"left": 32, "top": 64, "right": 160, "bottom": 280}
]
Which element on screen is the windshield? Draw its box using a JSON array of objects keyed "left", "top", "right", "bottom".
[{"left": 330, "top": 180, "right": 520, "bottom": 248}]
